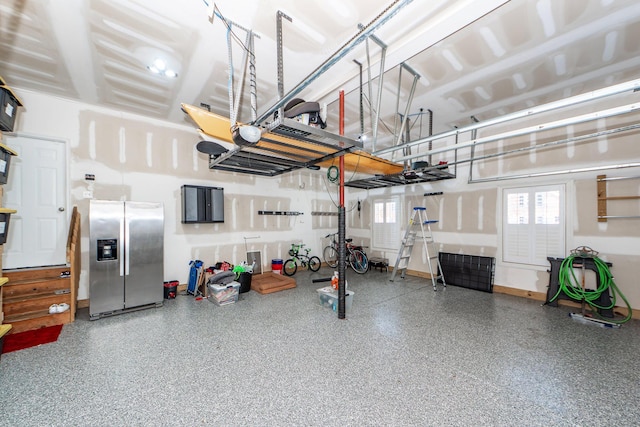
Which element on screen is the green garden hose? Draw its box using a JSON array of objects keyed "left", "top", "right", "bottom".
[
  {"left": 550, "top": 254, "right": 632, "bottom": 324},
  {"left": 327, "top": 165, "right": 339, "bottom": 183}
]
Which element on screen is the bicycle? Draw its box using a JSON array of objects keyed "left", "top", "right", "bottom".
[
  {"left": 323, "top": 233, "right": 369, "bottom": 274},
  {"left": 283, "top": 243, "right": 321, "bottom": 276}
]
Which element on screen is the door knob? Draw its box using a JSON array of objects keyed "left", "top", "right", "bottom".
[{"left": 58, "top": 207, "right": 65, "bottom": 212}]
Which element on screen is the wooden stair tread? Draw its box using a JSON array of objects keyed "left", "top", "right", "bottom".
[
  {"left": 3, "top": 266, "right": 70, "bottom": 282},
  {"left": 4, "top": 276, "right": 71, "bottom": 287},
  {"left": 3, "top": 289, "right": 71, "bottom": 304},
  {"left": 4, "top": 308, "right": 70, "bottom": 323}
]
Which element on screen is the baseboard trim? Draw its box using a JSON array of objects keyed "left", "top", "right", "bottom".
[
  {"left": 401, "top": 271, "right": 639, "bottom": 320},
  {"left": 78, "top": 279, "right": 639, "bottom": 320},
  {"left": 491, "top": 285, "right": 640, "bottom": 319},
  {"left": 77, "top": 283, "right": 189, "bottom": 310}
]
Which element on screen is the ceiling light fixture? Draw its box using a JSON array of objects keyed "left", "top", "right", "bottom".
[{"left": 147, "top": 58, "right": 178, "bottom": 78}]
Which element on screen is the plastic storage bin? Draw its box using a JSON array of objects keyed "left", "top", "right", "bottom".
[
  {"left": 163, "top": 280, "right": 178, "bottom": 299},
  {"left": 0, "top": 208, "right": 17, "bottom": 245},
  {"left": 0, "top": 80, "right": 23, "bottom": 132},
  {"left": 208, "top": 281, "right": 240, "bottom": 306},
  {"left": 0, "top": 143, "right": 17, "bottom": 185},
  {"left": 238, "top": 272, "right": 252, "bottom": 293},
  {"left": 271, "top": 259, "right": 283, "bottom": 274},
  {"left": 316, "top": 286, "right": 354, "bottom": 311}
]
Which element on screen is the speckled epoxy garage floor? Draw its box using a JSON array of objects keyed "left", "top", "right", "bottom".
[{"left": 1, "top": 268, "right": 639, "bottom": 426}]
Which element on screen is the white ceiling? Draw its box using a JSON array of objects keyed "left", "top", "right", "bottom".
[{"left": 1, "top": 0, "right": 639, "bottom": 151}]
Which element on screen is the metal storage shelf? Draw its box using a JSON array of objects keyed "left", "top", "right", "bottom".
[{"left": 346, "top": 165, "right": 455, "bottom": 189}]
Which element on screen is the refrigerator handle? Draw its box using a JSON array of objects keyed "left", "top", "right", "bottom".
[
  {"left": 124, "top": 215, "right": 131, "bottom": 276},
  {"left": 119, "top": 217, "right": 125, "bottom": 277}
]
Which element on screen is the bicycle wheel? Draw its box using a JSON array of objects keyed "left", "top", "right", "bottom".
[
  {"left": 323, "top": 246, "right": 338, "bottom": 268},
  {"left": 349, "top": 250, "right": 368, "bottom": 274},
  {"left": 308, "top": 256, "right": 321, "bottom": 272},
  {"left": 283, "top": 258, "right": 297, "bottom": 276}
]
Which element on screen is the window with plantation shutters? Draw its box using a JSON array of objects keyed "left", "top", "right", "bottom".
[
  {"left": 372, "top": 197, "right": 400, "bottom": 250},
  {"left": 503, "top": 185, "right": 565, "bottom": 266}
]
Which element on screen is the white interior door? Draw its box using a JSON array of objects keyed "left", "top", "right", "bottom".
[{"left": 2, "top": 135, "right": 67, "bottom": 269}]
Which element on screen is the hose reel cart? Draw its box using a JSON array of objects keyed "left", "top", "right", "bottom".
[{"left": 545, "top": 246, "right": 632, "bottom": 327}]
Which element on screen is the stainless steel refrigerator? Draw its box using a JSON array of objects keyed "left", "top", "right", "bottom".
[{"left": 89, "top": 200, "right": 164, "bottom": 320}]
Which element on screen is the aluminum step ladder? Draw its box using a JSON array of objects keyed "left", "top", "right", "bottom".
[{"left": 390, "top": 207, "right": 446, "bottom": 290}]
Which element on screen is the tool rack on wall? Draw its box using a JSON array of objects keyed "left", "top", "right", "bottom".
[{"left": 597, "top": 174, "right": 640, "bottom": 222}]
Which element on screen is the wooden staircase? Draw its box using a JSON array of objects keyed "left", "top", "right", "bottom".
[
  {"left": 1, "top": 206, "right": 80, "bottom": 334},
  {"left": 2, "top": 267, "right": 74, "bottom": 334}
]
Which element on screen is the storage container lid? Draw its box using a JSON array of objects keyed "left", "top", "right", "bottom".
[
  {"left": 0, "top": 142, "right": 17, "bottom": 156},
  {"left": 0, "top": 85, "right": 24, "bottom": 107},
  {"left": 208, "top": 281, "right": 240, "bottom": 290}
]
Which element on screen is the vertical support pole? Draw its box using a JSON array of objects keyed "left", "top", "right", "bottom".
[
  {"left": 403, "top": 117, "right": 412, "bottom": 170},
  {"left": 338, "top": 90, "right": 346, "bottom": 319},
  {"left": 276, "top": 11, "right": 292, "bottom": 100},
  {"left": 353, "top": 59, "right": 365, "bottom": 137},
  {"left": 427, "top": 108, "right": 433, "bottom": 166},
  {"left": 468, "top": 115, "right": 479, "bottom": 183},
  {"left": 392, "top": 64, "right": 420, "bottom": 149},
  {"left": 248, "top": 32, "right": 258, "bottom": 122}
]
